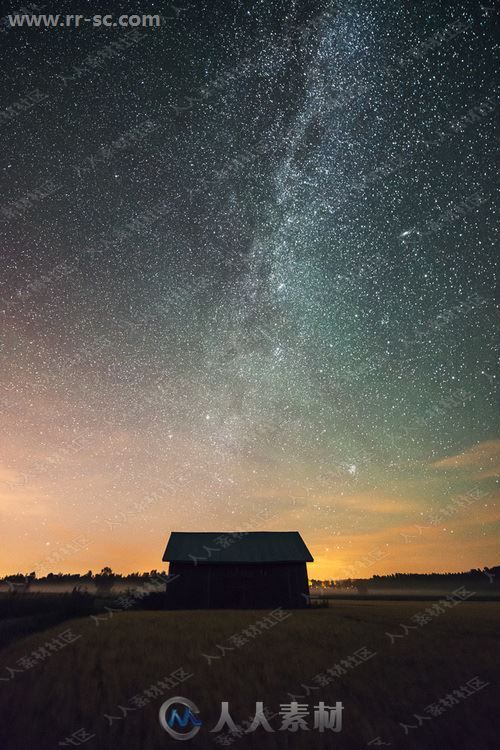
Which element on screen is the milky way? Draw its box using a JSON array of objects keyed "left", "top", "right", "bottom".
[{"left": 0, "top": 0, "right": 497, "bottom": 577}]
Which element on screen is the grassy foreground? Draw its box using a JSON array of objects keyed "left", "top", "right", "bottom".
[{"left": 0, "top": 601, "right": 498, "bottom": 749}]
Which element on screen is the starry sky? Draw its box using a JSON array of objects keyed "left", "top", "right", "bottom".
[{"left": 0, "top": 0, "right": 498, "bottom": 578}]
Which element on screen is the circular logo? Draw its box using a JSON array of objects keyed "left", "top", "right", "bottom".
[{"left": 159, "top": 697, "right": 202, "bottom": 741}]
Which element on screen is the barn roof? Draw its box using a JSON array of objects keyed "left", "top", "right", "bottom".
[{"left": 162, "top": 531, "right": 314, "bottom": 563}]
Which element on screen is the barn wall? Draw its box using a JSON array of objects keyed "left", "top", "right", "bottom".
[{"left": 165, "top": 562, "right": 310, "bottom": 609}]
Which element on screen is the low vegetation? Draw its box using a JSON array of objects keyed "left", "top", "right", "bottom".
[{"left": 0, "top": 601, "right": 498, "bottom": 749}]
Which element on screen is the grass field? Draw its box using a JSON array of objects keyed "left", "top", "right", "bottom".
[{"left": 0, "top": 601, "right": 498, "bottom": 749}]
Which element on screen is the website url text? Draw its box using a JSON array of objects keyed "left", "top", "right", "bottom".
[{"left": 8, "top": 14, "right": 161, "bottom": 28}]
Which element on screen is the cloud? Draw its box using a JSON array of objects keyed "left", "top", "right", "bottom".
[
  {"left": 309, "top": 508, "right": 500, "bottom": 579},
  {"left": 0, "top": 465, "right": 19, "bottom": 485},
  {"left": 431, "top": 439, "right": 500, "bottom": 478}
]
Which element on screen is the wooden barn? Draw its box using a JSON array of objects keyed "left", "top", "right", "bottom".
[{"left": 162, "top": 531, "right": 313, "bottom": 609}]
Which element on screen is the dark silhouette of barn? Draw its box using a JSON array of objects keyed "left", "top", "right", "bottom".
[{"left": 162, "top": 531, "right": 313, "bottom": 609}]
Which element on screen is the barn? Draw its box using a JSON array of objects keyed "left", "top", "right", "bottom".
[{"left": 162, "top": 531, "right": 313, "bottom": 609}]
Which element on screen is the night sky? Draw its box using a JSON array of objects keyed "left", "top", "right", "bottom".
[{"left": 0, "top": 0, "right": 498, "bottom": 578}]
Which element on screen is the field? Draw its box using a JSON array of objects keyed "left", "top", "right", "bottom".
[{"left": 0, "top": 601, "right": 498, "bottom": 749}]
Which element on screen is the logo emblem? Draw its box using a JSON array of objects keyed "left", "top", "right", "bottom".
[{"left": 159, "top": 697, "right": 202, "bottom": 740}]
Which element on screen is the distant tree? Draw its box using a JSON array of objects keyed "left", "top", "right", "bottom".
[
  {"left": 94, "top": 567, "right": 115, "bottom": 595},
  {"left": 356, "top": 580, "right": 369, "bottom": 595},
  {"left": 6, "top": 573, "right": 35, "bottom": 595}
]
